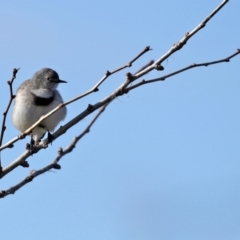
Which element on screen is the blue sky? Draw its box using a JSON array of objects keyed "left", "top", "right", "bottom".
[{"left": 1, "top": 0, "right": 240, "bottom": 239}]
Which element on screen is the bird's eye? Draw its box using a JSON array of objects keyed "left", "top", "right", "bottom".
[{"left": 47, "top": 77, "right": 51, "bottom": 81}]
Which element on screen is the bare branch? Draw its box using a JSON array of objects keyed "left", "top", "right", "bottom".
[
  {"left": 125, "top": 49, "right": 240, "bottom": 92},
  {"left": 53, "top": 102, "right": 109, "bottom": 160},
  {"left": 0, "top": 68, "right": 20, "bottom": 170},
  {"left": 110, "top": 46, "right": 151, "bottom": 74},
  {"left": 134, "top": 0, "right": 230, "bottom": 78},
  {"left": 0, "top": 103, "right": 108, "bottom": 198}
]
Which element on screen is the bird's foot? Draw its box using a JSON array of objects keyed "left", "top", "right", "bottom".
[
  {"left": 26, "top": 143, "right": 36, "bottom": 154},
  {"left": 26, "top": 138, "right": 39, "bottom": 154}
]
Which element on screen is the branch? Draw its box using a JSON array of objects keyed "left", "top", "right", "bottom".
[
  {"left": 125, "top": 49, "right": 240, "bottom": 92},
  {"left": 133, "top": 0, "right": 229, "bottom": 78},
  {"left": 0, "top": 103, "right": 109, "bottom": 198}
]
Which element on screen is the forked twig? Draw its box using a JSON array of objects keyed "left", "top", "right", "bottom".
[
  {"left": 125, "top": 49, "right": 240, "bottom": 92},
  {"left": 0, "top": 103, "right": 109, "bottom": 198}
]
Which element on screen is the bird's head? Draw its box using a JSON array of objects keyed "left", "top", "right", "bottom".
[{"left": 32, "top": 68, "right": 67, "bottom": 90}]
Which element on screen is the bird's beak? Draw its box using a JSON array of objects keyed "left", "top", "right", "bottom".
[{"left": 58, "top": 79, "right": 67, "bottom": 83}]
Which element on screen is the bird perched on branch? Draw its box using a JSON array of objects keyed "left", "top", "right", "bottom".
[{"left": 12, "top": 68, "right": 67, "bottom": 148}]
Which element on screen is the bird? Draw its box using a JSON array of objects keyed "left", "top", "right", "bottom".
[{"left": 12, "top": 68, "right": 67, "bottom": 147}]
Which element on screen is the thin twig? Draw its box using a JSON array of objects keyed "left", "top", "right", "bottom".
[
  {"left": 53, "top": 102, "right": 109, "bottom": 161},
  {"left": 0, "top": 103, "right": 109, "bottom": 198},
  {"left": 109, "top": 46, "right": 151, "bottom": 74},
  {"left": 0, "top": 68, "right": 19, "bottom": 170}
]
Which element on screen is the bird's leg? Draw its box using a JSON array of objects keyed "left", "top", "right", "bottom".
[
  {"left": 30, "top": 136, "right": 35, "bottom": 146},
  {"left": 47, "top": 131, "right": 54, "bottom": 145}
]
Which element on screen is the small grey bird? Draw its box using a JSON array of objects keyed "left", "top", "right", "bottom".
[{"left": 12, "top": 68, "right": 67, "bottom": 145}]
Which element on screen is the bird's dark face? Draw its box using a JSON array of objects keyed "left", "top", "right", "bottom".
[{"left": 32, "top": 68, "right": 67, "bottom": 90}]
